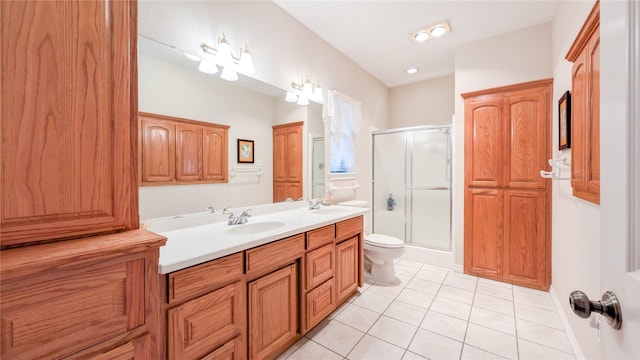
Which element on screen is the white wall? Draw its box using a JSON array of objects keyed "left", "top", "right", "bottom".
[
  {"left": 138, "top": 54, "right": 277, "bottom": 219},
  {"left": 452, "top": 22, "right": 553, "bottom": 267},
  {"left": 550, "top": 1, "right": 600, "bottom": 358},
  {"left": 389, "top": 74, "right": 455, "bottom": 128},
  {"left": 138, "top": 1, "right": 390, "bottom": 215}
]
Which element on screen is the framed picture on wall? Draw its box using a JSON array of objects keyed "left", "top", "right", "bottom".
[
  {"left": 558, "top": 91, "right": 571, "bottom": 150},
  {"left": 237, "top": 139, "right": 254, "bottom": 163}
]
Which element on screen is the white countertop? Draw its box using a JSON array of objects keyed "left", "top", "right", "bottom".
[{"left": 153, "top": 205, "right": 368, "bottom": 274}]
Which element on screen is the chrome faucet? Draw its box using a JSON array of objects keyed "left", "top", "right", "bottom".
[
  {"left": 228, "top": 209, "right": 252, "bottom": 225},
  {"left": 205, "top": 206, "right": 216, "bottom": 214},
  {"left": 308, "top": 198, "right": 327, "bottom": 210}
]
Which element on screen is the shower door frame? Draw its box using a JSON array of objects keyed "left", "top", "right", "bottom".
[{"left": 371, "top": 124, "right": 452, "bottom": 251}]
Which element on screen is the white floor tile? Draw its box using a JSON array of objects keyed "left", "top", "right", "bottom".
[
  {"left": 430, "top": 296, "right": 472, "bottom": 320},
  {"left": 443, "top": 272, "right": 479, "bottom": 291},
  {"left": 327, "top": 300, "right": 350, "bottom": 320},
  {"left": 420, "top": 310, "right": 468, "bottom": 342},
  {"left": 406, "top": 277, "right": 442, "bottom": 295},
  {"left": 287, "top": 339, "right": 342, "bottom": 360},
  {"left": 396, "top": 288, "right": 435, "bottom": 309},
  {"left": 514, "top": 302, "right": 564, "bottom": 330},
  {"left": 476, "top": 281, "right": 514, "bottom": 301},
  {"left": 368, "top": 315, "right": 418, "bottom": 349},
  {"left": 518, "top": 338, "right": 576, "bottom": 360},
  {"left": 460, "top": 344, "right": 508, "bottom": 360},
  {"left": 347, "top": 334, "right": 405, "bottom": 360},
  {"left": 513, "top": 284, "right": 551, "bottom": 297},
  {"left": 335, "top": 303, "right": 381, "bottom": 333},
  {"left": 473, "top": 293, "right": 515, "bottom": 316},
  {"left": 397, "top": 259, "right": 424, "bottom": 269},
  {"left": 437, "top": 285, "right": 476, "bottom": 304},
  {"left": 396, "top": 264, "right": 421, "bottom": 277},
  {"left": 352, "top": 289, "right": 395, "bottom": 313},
  {"left": 469, "top": 306, "right": 516, "bottom": 335},
  {"left": 464, "top": 323, "right": 518, "bottom": 359},
  {"left": 402, "top": 351, "right": 429, "bottom": 360},
  {"left": 307, "top": 319, "right": 364, "bottom": 356},
  {"left": 478, "top": 277, "right": 513, "bottom": 289},
  {"left": 367, "top": 283, "right": 405, "bottom": 299},
  {"left": 413, "top": 268, "right": 448, "bottom": 283},
  {"left": 384, "top": 300, "right": 428, "bottom": 326},
  {"left": 276, "top": 337, "right": 308, "bottom": 360},
  {"left": 513, "top": 290, "right": 555, "bottom": 310},
  {"left": 516, "top": 319, "right": 573, "bottom": 354},
  {"left": 408, "top": 329, "right": 464, "bottom": 360}
]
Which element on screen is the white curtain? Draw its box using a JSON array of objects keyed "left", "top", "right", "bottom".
[{"left": 324, "top": 90, "right": 362, "bottom": 173}]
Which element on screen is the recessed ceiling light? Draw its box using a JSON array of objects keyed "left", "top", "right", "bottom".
[
  {"left": 431, "top": 25, "right": 447, "bottom": 37},
  {"left": 411, "top": 20, "right": 451, "bottom": 43},
  {"left": 406, "top": 68, "right": 419, "bottom": 74},
  {"left": 414, "top": 31, "right": 429, "bottom": 42}
]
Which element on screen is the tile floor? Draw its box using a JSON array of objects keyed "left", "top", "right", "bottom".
[{"left": 277, "top": 259, "right": 575, "bottom": 360}]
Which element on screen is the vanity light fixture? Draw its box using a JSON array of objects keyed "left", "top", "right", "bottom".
[
  {"left": 411, "top": 20, "right": 451, "bottom": 43},
  {"left": 286, "top": 76, "right": 324, "bottom": 105},
  {"left": 198, "top": 33, "right": 255, "bottom": 81}
]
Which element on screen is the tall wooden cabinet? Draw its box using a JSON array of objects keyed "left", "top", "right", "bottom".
[
  {"left": 1, "top": 1, "right": 167, "bottom": 358},
  {"left": 566, "top": 0, "right": 600, "bottom": 204},
  {"left": 463, "top": 79, "right": 552, "bottom": 290},
  {"left": 273, "top": 122, "right": 303, "bottom": 202}
]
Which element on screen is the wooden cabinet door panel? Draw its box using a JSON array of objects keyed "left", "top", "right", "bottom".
[
  {"left": 305, "top": 243, "right": 335, "bottom": 290},
  {"left": 503, "top": 190, "right": 547, "bottom": 289},
  {"left": 464, "top": 98, "right": 503, "bottom": 188},
  {"left": 273, "top": 131, "right": 287, "bottom": 182},
  {"left": 335, "top": 237, "right": 359, "bottom": 304},
  {"left": 1, "top": 258, "right": 145, "bottom": 360},
  {"left": 168, "top": 281, "right": 244, "bottom": 360},
  {"left": 587, "top": 33, "right": 600, "bottom": 198},
  {"left": 464, "top": 188, "right": 503, "bottom": 280},
  {"left": 0, "top": 0, "right": 137, "bottom": 247},
  {"left": 285, "top": 183, "right": 302, "bottom": 202},
  {"left": 203, "top": 126, "right": 228, "bottom": 182},
  {"left": 571, "top": 55, "right": 588, "bottom": 191},
  {"left": 336, "top": 216, "right": 363, "bottom": 242},
  {"left": 175, "top": 123, "right": 202, "bottom": 181},
  {"left": 201, "top": 336, "right": 244, "bottom": 360},
  {"left": 286, "top": 127, "right": 302, "bottom": 182},
  {"left": 306, "top": 224, "right": 335, "bottom": 250},
  {"left": 142, "top": 117, "right": 175, "bottom": 183},
  {"left": 304, "top": 279, "right": 336, "bottom": 332},
  {"left": 245, "top": 234, "right": 304, "bottom": 280},
  {"left": 248, "top": 264, "right": 298, "bottom": 360}
]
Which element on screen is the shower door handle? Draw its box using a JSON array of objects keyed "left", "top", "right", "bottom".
[{"left": 406, "top": 186, "right": 449, "bottom": 191}]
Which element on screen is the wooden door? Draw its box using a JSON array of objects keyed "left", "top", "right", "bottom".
[
  {"left": 203, "top": 126, "right": 228, "bottom": 182},
  {"left": 335, "top": 237, "right": 359, "bottom": 304},
  {"left": 502, "top": 190, "right": 547, "bottom": 289},
  {"left": 248, "top": 264, "right": 298, "bottom": 360},
  {"left": 142, "top": 117, "right": 176, "bottom": 183},
  {"left": 571, "top": 51, "right": 588, "bottom": 192},
  {"left": 0, "top": 0, "right": 138, "bottom": 247},
  {"left": 286, "top": 126, "right": 303, "bottom": 182},
  {"left": 464, "top": 188, "right": 504, "bottom": 280},
  {"left": 273, "top": 122, "right": 303, "bottom": 202},
  {"left": 175, "top": 123, "right": 203, "bottom": 182},
  {"left": 464, "top": 97, "right": 504, "bottom": 188},
  {"left": 586, "top": 31, "right": 600, "bottom": 197},
  {"left": 273, "top": 130, "right": 287, "bottom": 182}
]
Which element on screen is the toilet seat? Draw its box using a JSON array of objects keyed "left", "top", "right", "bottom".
[{"left": 365, "top": 234, "right": 404, "bottom": 249}]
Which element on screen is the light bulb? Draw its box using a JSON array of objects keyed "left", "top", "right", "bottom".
[
  {"left": 414, "top": 31, "right": 429, "bottom": 42},
  {"left": 220, "top": 65, "right": 238, "bottom": 81},
  {"left": 198, "top": 58, "right": 218, "bottom": 74},
  {"left": 313, "top": 85, "right": 324, "bottom": 103},
  {"left": 406, "top": 67, "right": 419, "bottom": 74},
  {"left": 431, "top": 25, "right": 447, "bottom": 37},
  {"left": 216, "top": 34, "right": 233, "bottom": 67},
  {"left": 285, "top": 91, "right": 298, "bottom": 102},
  {"left": 238, "top": 46, "right": 255, "bottom": 74},
  {"left": 296, "top": 95, "right": 309, "bottom": 106},
  {"left": 302, "top": 78, "right": 313, "bottom": 98}
]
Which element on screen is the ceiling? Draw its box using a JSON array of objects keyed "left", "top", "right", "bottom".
[{"left": 274, "top": 1, "right": 558, "bottom": 88}]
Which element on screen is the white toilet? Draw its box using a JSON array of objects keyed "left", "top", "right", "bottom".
[{"left": 339, "top": 200, "right": 405, "bottom": 284}]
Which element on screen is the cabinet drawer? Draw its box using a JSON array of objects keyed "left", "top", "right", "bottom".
[
  {"left": 168, "top": 281, "right": 244, "bottom": 360},
  {"left": 0, "top": 258, "right": 145, "bottom": 360},
  {"left": 306, "top": 224, "right": 335, "bottom": 250},
  {"left": 336, "top": 216, "right": 363, "bottom": 241},
  {"left": 201, "top": 336, "right": 244, "bottom": 360},
  {"left": 245, "top": 234, "right": 304, "bottom": 279},
  {"left": 305, "top": 243, "right": 335, "bottom": 290},
  {"left": 304, "top": 278, "right": 336, "bottom": 331},
  {"left": 168, "top": 253, "right": 243, "bottom": 304}
]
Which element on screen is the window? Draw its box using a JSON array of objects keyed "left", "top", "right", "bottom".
[{"left": 324, "top": 90, "right": 361, "bottom": 173}]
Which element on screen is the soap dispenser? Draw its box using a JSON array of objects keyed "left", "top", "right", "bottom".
[{"left": 387, "top": 194, "right": 396, "bottom": 211}]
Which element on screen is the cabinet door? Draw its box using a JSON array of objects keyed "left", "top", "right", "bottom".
[
  {"left": 335, "top": 237, "right": 359, "bottom": 304},
  {"left": 464, "top": 98, "right": 504, "bottom": 188},
  {"left": 586, "top": 31, "right": 600, "bottom": 198},
  {"left": 168, "top": 281, "right": 244, "bottom": 360},
  {"left": 248, "top": 264, "right": 298, "bottom": 360},
  {"left": 464, "top": 188, "right": 503, "bottom": 280},
  {"left": 203, "top": 126, "right": 228, "bottom": 182},
  {"left": 141, "top": 117, "right": 175, "bottom": 183},
  {"left": 285, "top": 183, "right": 302, "bottom": 202},
  {"left": 273, "top": 130, "right": 287, "bottom": 183},
  {"left": 201, "top": 336, "right": 244, "bottom": 360},
  {"left": 571, "top": 52, "right": 588, "bottom": 192},
  {"left": 0, "top": 0, "right": 138, "bottom": 247},
  {"left": 306, "top": 243, "right": 335, "bottom": 290},
  {"left": 304, "top": 279, "right": 336, "bottom": 332},
  {"left": 285, "top": 126, "right": 302, "bottom": 182},
  {"left": 503, "top": 190, "right": 547, "bottom": 289},
  {"left": 505, "top": 87, "right": 550, "bottom": 189},
  {"left": 175, "top": 123, "right": 202, "bottom": 182}
]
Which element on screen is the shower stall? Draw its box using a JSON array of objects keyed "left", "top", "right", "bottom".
[{"left": 372, "top": 125, "right": 452, "bottom": 264}]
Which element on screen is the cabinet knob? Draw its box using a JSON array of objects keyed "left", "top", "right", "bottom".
[{"left": 569, "top": 290, "right": 622, "bottom": 330}]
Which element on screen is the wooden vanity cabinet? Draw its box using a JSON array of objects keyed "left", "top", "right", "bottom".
[{"left": 273, "top": 122, "right": 303, "bottom": 202}]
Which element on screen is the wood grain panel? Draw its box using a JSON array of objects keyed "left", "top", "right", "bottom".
[
  {"left": 305, "top": 243, "right": 335, "bottom": 290},
  {"left": 168, "top": 253, "right": 243, "bottom": 304},
  {"left": 0, "top": 0, "right": 138, "bottom": 247},
  {"left": 272, "top": 122, "right": 303, "bottom": 202},
  {"left": 168, "top": 281, "right": 244, "bottom": 360},
  {"left": 587, "top": 32, "right": 600, "bottom": 198},
  {"left": 335, "top": 237, "right": 359, "bottom": 304},
  {"left": 464, "top": 188, "right": 503, "bottom": 280},
  {"left": 304, "top": 279, "right": 336, "bottom": 332},
  {"left": 248, "top": 264, "right": 299, "bottom": 360},
  {"left": 203, "top": 126, "right": 229, "bottom": 182},
  {"left": 503, "top": 190, "right": 547, "bottom": 290},
  {"left": 92, "top": 340, "right": 136, "bottom": 360},
  {"left": 201, "top": 336, "right": 243, "bottom": 360},
  {"left": 245, "top": 234, "right": 304, "bottom": 280},
  {"left": 175, "top": 123, "right": 203, "bottom": 181},
  {"left": 464, "top": 99, "right": 503, "bottom": 188},
  {"left": 306, "top": 224, "right": 335, "bottom": 250},
  {"left": 336, "top": 216, "right": 363, "bottom": 242},
  {"left": 286, "top": 127, "right": 303, "bottom": 182},
  {"left": 273, "top": 131, "right": 287, "bottom": 182},
  {"left": 142, "top": 117, "right": 175, "bottom": 183},
  {"left": 571, "top": 58, "right": 587, "bottom": 191}
]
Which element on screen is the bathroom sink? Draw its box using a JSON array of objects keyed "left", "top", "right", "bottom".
[
  {"left": 223, "top": 221, "right": 286, "bottom": 235},
  {"left": 309, "top": 207, "right": 350, "bottom": 215}
]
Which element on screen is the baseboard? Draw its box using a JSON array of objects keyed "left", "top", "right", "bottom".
[
  {"left": 549, "top": 284, "right": 585, "bottom": 360},
  {"left": 452, "top": 264, "right": 464, "bottom": 273}
]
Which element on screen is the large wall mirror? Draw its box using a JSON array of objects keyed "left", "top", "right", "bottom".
[{"left": 138, "top": 35, "right": 325, "bottom": 220}]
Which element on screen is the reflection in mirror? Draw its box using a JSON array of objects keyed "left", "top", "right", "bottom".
[{"left": 137, "top": 36, "right": 325, "bottom": 220}]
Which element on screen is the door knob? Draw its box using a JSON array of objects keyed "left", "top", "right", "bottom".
[{"left": 569, "top": 290, "right": 622, "bottom": 330}]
